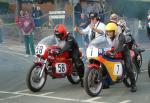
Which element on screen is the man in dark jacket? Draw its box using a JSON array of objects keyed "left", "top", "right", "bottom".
[
  {"left": 53, "top": 24, "right": 84, "bottom": 87},
  {"left": 105, "top": 22, "right": 137, "bottom": 92}
]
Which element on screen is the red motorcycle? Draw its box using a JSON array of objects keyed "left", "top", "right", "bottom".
[
  {"left": 26, "top": 35, "right": 82, "bottom": 92},
  {"left": 125, "top": 31, "right": 145, "bottom": 73}
]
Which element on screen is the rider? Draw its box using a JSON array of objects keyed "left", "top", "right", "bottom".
[
  {"left": 110, "top": 14, "right": 136, "bottom": 50},
  {"left": 109, "top": 13, "right": 122, "bottom": 34},
  {"left": 53, "top": 24, "right": 85, "bottom": 87},
  {"left": 105, "top": 22, "right": 137, "bottom": 92},
  {"left": 74, "top": 12, "right": 106, "bottom": 42}
]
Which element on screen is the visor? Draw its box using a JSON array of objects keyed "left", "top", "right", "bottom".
[{"left": 55, "top": 33, "right": 64, "bottom": 38}]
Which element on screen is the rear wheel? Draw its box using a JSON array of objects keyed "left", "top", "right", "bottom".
[
  {"left": 26, "top": 64, "right": 47, "bottom": 92},
  {"left": 135, "top": 53, "right": 142, "bottom": 73},
  {"left": 123, "top": 63, "right": 138, "bottom": 87},
  {"left": 84, "top": 68, "right": 103, "bottom": 97},
  {"left": 148, "top": 60, "right": 150, "bottom": 78}
]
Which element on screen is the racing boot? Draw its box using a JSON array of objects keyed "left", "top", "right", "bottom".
[
  {"left": 130, "top": 77, "right": 137, "bottom": 92},
  {"left": 75, "top": 60, "right": 85, "bottom": 87},
  {"left": 80, "top": 78, "right": 84, "bottom": 87}
]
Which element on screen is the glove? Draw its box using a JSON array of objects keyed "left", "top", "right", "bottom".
[
  {"left": 54, "top": 48, "right": 61, "bottom": 56},
  {"left": 106, "top": 51, "right": 115, "bottom": 58},
  {"left": 49, "top": 48, "right": 61, "bottom": 56}
]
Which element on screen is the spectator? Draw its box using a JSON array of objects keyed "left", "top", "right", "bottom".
[
  {"left": 79, "top": 13, "right": 89, "bottom": 48},
  {"left": 31, "top": 4, "right": 37, "bottom": 27},
  {"left": 35, "top": 6, "right": 43, "bottom": 28},
  {"left": 31, "top": 4, "right": 37, "bottom": 19},
  {"left": 74, "top": 1, "right": 82, "bottom": 47},
  {"left": 74, "top": 1, "right": 82, "bottom": 26},
  {"left": 86, "top": 2, "right": 95, "bottom": 15},
  {"left": 15, "top": 10, "right": 25, "bottom": 43},
  {"left": 64, "top": 1, "right": 73, "bottom": 26},
  {"left": 75, "top": 12, "right": 106, "bottom": 43},
  {"left": 0, "top": 18, "right": 4, "bottom": 44},
  {"left": 79, "top": 13, "right": 88, "bottom": 29},
  {"left": 20, "top": 11, "right": 35, "bottom": 57}
]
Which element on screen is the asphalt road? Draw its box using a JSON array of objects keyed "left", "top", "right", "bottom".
[{"left": 0, "top": 42, "right": 150, "bottom": 103}]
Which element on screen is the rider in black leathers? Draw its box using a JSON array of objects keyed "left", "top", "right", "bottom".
[
  {"left": 106, "top": 22, "right": 137, "bottom": 92},
  {"left": 53, "top": 24, "right": 84, "bottom": 87}
]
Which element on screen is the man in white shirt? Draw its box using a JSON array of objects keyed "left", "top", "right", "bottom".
[{"left": 74, "top": 12, "right": 106, "bottom": 42}]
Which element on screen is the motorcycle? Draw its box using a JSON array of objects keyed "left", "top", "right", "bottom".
[
  {"left": 84, "top": 36, "right": 138, "bottom": 97},
  {"left": 125, "top": 31, "right": 145, "bottom": 73},
  {"left": 26, "top": 35, "right": 82, "bottom": 92}
]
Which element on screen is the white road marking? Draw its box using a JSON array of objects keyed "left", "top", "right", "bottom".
[
  {"left": 0, "top": 91, "right": 105, "bottom": 103},
  {"left": 15, "top": 89, "right": 29, "bottom": 93},
  {"left": 141, "top": 69, "right": 148, "bottom": 73},
  {"left": 119, "top": 100, "right": 131, "bottom": 103},
  {"left": 0, "top": 95, "right": 23, "bottom": 101},
  {"left": 39, "top": 92, "right": 54, "bottom": 96},
  {"left": 83, "top": 97, "right": 102, "bottom": 102}
]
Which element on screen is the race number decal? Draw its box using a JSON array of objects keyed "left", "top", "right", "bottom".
[
  {"left": 113, "top": 64, "right": 123, "bottom": 76},
  {"left": 55, "top": 63, "right": 67, "bottom": 73},
  {"left": 86, "top": 47, "right": 99, "bottom": 58},
  {"left": 35, "top": 44, "right": 46, "bottom": 55}
]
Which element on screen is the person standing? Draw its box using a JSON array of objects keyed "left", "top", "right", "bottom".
[
  {"left": 15, "top": 10, "right": 25, "bottom": 43},
  {"left": 74, "top": 1, "right": 82, "bottom": 26},
  {"left": 31, "top": 4, "right": 37, "bottom": 27},
  {"left": 75, "top": 12, "right": 106, "bottom": 43},
  {"left": 64, "top": 1, "right": 73, "bottom": 26},
  {"left": 35, "top": 6, "right": 43, "bottom": 28},
  {"left": 20, "top": 11, "right": 35, "bottom": 56}
]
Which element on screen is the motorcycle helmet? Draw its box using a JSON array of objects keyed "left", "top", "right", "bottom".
[
  {"left": 54, "top": 24, "right": 67, "bottom": 40},
  {"left": 105, "top": 22, "right": 118, "bottom": 38},
  {"left": 110, "top": 13, "right": 119, "bottom": 23}
]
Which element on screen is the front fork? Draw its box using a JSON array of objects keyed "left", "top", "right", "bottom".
[{"left": 39, "top": 59, "right": 47, "bottom": 78}]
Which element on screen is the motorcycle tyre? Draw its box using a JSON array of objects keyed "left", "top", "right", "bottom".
[
  {"left": 84, "top": 68, "right": 103, "bottom": 97},
  {"left": 134, "top": 53, "right": 142, "bottom": 73},
  {"left": 26, "top": 64, "right": 47, "bottom": 92}
]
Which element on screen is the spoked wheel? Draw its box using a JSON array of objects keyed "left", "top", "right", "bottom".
[
  {"left": 84, "top": 68, "right": 103, "bottom": 97},
  {"left": 26, "top": 64, "right": 47, "bottom": 92},
  {"left": 67, "top": 71, "right": 80, "bottom": 84},
  {"left": 148, "top": 60, "right": 150, "bottom": 78},
  {"left": 123, "top": 63, "right": 138, "bottom": 87}
]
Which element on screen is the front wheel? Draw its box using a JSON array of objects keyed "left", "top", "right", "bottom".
[
  {"left": 26, "top": 64, "right": 47, "bottom": 92},
  {"left": 123, "top": 63, "right": 138, "bottom": 87},
  {"left": 148, "top": 60, "right": 150, "bottom": 78},
  {"left": 84, "top": 68, "right": 103, "bottom": 97}
]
